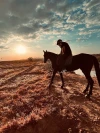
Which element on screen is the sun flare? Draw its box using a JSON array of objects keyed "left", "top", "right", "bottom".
[{"left": 15, "top": 45, "right": 27, "bottom": 54}]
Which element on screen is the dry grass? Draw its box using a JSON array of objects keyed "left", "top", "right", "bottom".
[{"left": 0, "top": 59, "right": 100, "bottom": 133}]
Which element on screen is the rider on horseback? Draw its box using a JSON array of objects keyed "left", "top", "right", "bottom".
[{"left": 57, "top": 39, "right": 72, "bottom": 71}]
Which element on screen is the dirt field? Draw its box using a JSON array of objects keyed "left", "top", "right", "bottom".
[{"left": 0, "top": 59, "right": 100, "bottom": 133}]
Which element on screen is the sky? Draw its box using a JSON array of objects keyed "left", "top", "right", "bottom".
[{"left": 0, "top": 0, "right": 100, "bottom": 60}]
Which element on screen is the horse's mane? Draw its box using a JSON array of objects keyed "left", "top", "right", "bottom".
[{"left": 47, "top": 51, "right": 58, "bottom": 56}]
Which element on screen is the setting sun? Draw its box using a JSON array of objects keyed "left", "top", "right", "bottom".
[{"left": 15, "top": 45, "right": 27, "bottom": 54}]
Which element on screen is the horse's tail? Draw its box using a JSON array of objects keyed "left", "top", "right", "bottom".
[{"left": 93, "top": 56, "right": 100, "bottom": 86}]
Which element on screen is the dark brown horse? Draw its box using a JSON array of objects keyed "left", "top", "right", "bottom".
[{"left": 43, "top": 50, "right": 100, "bottom": 98}]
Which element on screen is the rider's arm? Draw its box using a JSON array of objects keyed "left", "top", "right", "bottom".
[{"left": 61, "top": 46, "right": 65, "bottom": 54}]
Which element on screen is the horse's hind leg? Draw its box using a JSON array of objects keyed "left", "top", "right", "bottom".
[
  {"left": 82, "top": 70, "right": 90, "bottom": 94},
  {"left": 83, "top": 82, "right": 89, "bottom": 94},
  {"left": 84, "top": 73, "right": 94, "bottom": 98},
  {"left": 59, "top": 73, "right": 64, "bottom": 88},
  {"left": 88, "top": 76, "right": 94, "bottom": 96}
]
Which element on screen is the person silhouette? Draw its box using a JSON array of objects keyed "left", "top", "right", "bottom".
[{"left": 56, "top": 39, "right": 73, "bottom": 72}]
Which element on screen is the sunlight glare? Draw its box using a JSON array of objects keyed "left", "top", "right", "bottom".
[{"left": 15, "top": 45, "right": 27, "bottom": 54}]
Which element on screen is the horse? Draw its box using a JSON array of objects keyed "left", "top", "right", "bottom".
[{"left": 43, "top": 50, "right": 100, "bottom": 98}]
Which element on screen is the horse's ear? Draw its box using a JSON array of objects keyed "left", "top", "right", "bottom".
[
  {"left": 46, "top": 50, "right": 47, "bottom": 52},
  {"left": 43, "top": 50, "right": 45, "bottom": 53}
]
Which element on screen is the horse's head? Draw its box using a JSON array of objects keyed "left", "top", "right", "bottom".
[{"left": 43, "top": 50, "right": 49, "bottom": 63}]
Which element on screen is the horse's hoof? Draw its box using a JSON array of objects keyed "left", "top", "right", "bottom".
[
  {"left": 47, "top": 85, "right": 51, "bottom": 89},
  {"left": 48, "top": 85, "right": 51, "bottom": 89},
  {"left": 85, "top": 94, "right": 90, "bottom": 99},
  {"left": 61, "top": 86, "right": 64, "bottom": 89},
  {"left": 83, "top": 90, "right": 86, "bottom": 93},
  {"left": 83, "top": 90, "right": 87, "bottom": 94}
]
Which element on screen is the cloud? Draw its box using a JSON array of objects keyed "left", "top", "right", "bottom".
[
  {"left": 36, "top": 45, "right": 41, "bottom": 48},
  {"left": 9, "top": 0, "right": 44, "bottom": 18},
  {"left": 0, "top": 46, "right": 6, "bottom": 49},
  {"left": 67, "top": 11, "right": 86, "bottom": 25},
  {"left": 0, "top": 0, "right": 99, "bottom": 45},
  {"left": 83, "top": 0, "right": 100, "bottom": 27},
  {"left": 0, "top": 45, "right": 9, "bottom": 51},
  {"left": 83, "top": 0, "right": 100, "bottom": 9},
  {"left": 79, "top": 28, "right": 100, "bottom": 35}
]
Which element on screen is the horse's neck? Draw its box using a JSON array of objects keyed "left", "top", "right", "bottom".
[{"left": 48, "top": 52, "right": 57, "bottom": 67}]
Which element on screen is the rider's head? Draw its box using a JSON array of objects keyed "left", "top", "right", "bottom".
[{"left": 57, "top": 39, "right": 62, "bottom": 47}]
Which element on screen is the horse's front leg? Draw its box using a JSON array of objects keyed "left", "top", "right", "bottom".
[
  {"left": 83, "top": 82, "right": 89, "bottom": 94},
  {"left": 59, "top": 72, "right": 64, "bottom": 88},
  {"left": 48, "top": 70, "right": 57, "bottom": 88}
]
